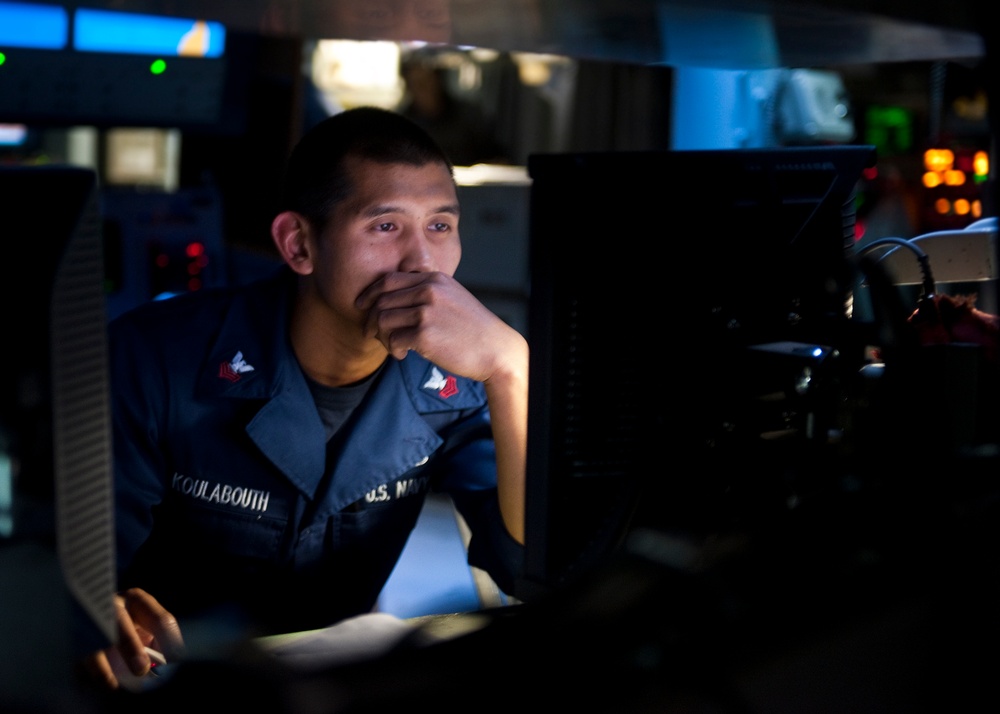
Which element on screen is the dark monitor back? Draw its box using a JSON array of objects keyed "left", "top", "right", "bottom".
[
  {"left": 519, "top": 145, "right": 877, "bottom": 599},
  {"left": 0, "top": 165, "right": 116, "bottom": 711}
]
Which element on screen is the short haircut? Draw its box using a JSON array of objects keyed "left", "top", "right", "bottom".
[{"left": 278, "top": 106, "right": 454, "bottom": 233}]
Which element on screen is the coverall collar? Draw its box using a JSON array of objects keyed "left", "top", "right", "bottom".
[{"left": 195, "top": 268, "right": 441, "bottom": 505}]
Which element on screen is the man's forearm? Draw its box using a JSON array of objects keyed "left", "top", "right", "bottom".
[{"left": 483, "top": 333, "right": 529, "bottom": 544}]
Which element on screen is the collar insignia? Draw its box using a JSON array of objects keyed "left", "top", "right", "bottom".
[
  {"left": 219, "top": 350, "right": 255, "bottom": 383},
  {"left": 423, "top": 366, "right": 459, "bottom": 399}
]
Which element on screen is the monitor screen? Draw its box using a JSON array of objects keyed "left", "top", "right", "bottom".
[{"left": 517, "top": 145, "right": 877, "bottom": 600}]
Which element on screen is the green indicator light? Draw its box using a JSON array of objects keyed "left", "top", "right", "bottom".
[
  {"left": 150, "top": 58, "right": 166, "bottom": 75},
  {"left": 0, "top": 52, "right": 7, "bottom": 67}
]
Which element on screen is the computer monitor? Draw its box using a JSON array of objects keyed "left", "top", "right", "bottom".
[
  {"left": 517, "top": 145, "right": 877, "bottom": 600},
  {"left": 0, "top": 165, "right": 116, "bottom": 712}
]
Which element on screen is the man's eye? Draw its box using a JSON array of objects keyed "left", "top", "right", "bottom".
[
  {"left": 430, "top": 222, "right": 451, "bottom": 232},
  {"left": 376, "top": 222, "right": 395, "bottom": 232}
]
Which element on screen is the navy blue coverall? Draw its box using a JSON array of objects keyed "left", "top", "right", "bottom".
[{"left": 109, "top": 267, "right": 523, "bottom": 634}]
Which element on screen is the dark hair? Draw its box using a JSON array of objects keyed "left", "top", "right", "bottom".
[{"left": 278, "top": 106, "right": 454, "bottom": 233}]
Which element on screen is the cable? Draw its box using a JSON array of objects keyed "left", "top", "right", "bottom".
[{"left": 858, "top": 237, "right": 937, "bottom": 301}]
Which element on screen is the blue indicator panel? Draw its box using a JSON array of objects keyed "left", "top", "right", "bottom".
[
  {"left": 74, "top": 8, "right": 225, "bottom": 57},
  {"left": 0, "top": 124, "right": 29, "bottom": 146},
  {"left": 0, "top": 1, "right": 68, "bottom": 49}
]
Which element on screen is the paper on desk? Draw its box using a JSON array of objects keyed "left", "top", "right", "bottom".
[{"left": 255, "top": 612, "right": 420, "bottom": 670}]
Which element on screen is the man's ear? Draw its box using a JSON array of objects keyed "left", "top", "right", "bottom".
[{"left": 271, "top": 211, "right": 314, "bottom": 275}]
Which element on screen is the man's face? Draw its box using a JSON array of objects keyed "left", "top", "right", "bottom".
[{"left": 308, "top": 156, "right": 461, "bottom": 336}]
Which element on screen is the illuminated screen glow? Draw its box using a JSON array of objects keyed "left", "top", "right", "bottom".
[
  {"left": 74, "top": 9, "right": 225, "bottom": 57},
  {"left": 0, "top": 124, "right": 28, "bottom": 146},
  {"left": 0, "top": 1, "right": 68, "bottom": 49}
]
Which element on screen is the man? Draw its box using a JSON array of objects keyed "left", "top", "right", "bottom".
[
  {"left": 86, "top": 106, "right": 528, "bottom": 688},
  {"left": 398, "top": 50, "right": 509, "bottom": 166}
]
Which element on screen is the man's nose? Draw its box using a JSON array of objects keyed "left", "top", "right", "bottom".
[{"left": 398, "top": 229, "right": 435, "bottom": 273}]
